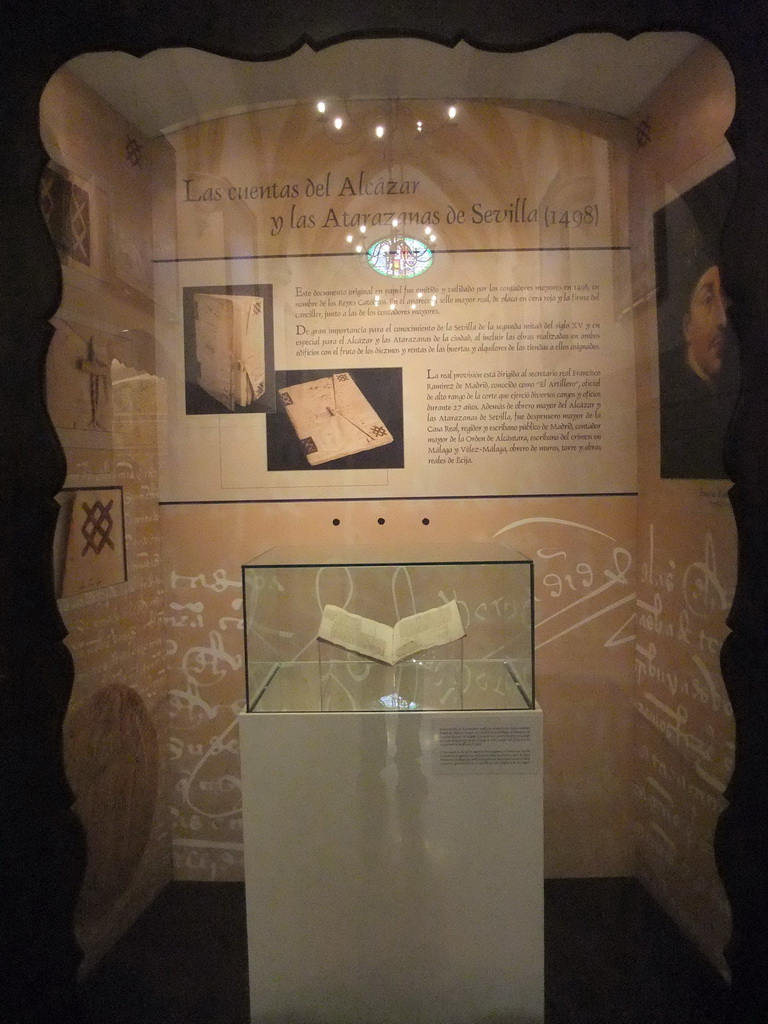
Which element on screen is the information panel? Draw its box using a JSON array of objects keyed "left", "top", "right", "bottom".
[{"left": 155, "top": 99, "right": 635, "bottom": 501}]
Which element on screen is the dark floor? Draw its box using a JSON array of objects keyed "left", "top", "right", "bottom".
[{"left": 79, "top": 878, "right": 729, "bottom": 1024}]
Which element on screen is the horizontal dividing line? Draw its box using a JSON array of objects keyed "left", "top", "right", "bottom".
[
  {"left": 173, "top": 839, "right": 244, "bottom": 851},
  {"left": 155, "top": 251, "right": 356, "bottom": 263},
  {"left": 440, "top": 246, "right": 629, "bottom": 254},
  {"left": 159, "top": 491, "right": 638, "bottom": 507},
  {"left": 154, "top": 245, "right": 629, "bottom": 264}
]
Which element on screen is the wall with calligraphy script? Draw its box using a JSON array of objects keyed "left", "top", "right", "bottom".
[
  {"left": 630, "top": 42, "right": 736, "bottom": 973},
  {"left": 40, "top": 69, "right": 173, "bottom": 969},
  {"left": 162, "top": 496, "right": 637, "bottom": 881}
]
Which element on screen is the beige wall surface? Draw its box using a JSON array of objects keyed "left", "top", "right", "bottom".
[
  {"left": 154, "top": 96, "right": 640, "bottom": 885},
  {"left": 40, "top": 69, "right": 172, "bottom": 970},
  {"left": 630, "top": 43, "right": 737, "bottom": 974},
  {"left": 39, "top": 38, "right": 740, "bottom": 979},
  {"left": 163, "top": 495, "right": 637, "bottom": 881}
]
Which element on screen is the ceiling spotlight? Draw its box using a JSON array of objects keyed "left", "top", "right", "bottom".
[
  {"left": 359, "top": 224, "right": 366, "bottom": 234},
  {"left": 390, "top": 302, "right": 396, "bottom": 310},
  {"left": 375, "top": 125, "right": 385, "bottom": 138},
  {"left": 333, "top": 116, "right": 343, "bottom": 130},
  {"left": 448, "top": 105, "right": 457, "bottom": 119},
  {"left": 346, "top": 234, "right": 353, "bottom": 243},
  {"left": 316, "top": 100, "right": 326, "bottom": 114},
  {"left": 392, "top": 218, "right": 399, "bottom": 227},
  {"left": 355, "top": 244, "right": 363, "bottom": 253},
  {"left": 416, "top": 120, "right": 423, "bottom": 132}
]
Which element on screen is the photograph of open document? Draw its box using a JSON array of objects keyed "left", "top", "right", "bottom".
[{"left": 267, "top": 367, "right": 404, "bottom": 470}]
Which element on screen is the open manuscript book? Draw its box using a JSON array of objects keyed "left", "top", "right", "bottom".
[{"left": 318, "top": 600, "right": 465, "bottom": 666}]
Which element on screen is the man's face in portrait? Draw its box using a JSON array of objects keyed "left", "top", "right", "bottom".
[{"left": 683, "top": 264, "right": 728, "bottom": 381}]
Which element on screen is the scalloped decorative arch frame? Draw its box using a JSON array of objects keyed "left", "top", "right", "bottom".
[{"left": 2, "top": 3, "right": 767, "bottom": 1021}]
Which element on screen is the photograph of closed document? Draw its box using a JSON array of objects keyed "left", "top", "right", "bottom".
[
  {"left": 183, "top": 284, "right": 275, "bottom": 415},
  {"left": 193, "top": 292, "right": 266, "bottom": 410}
]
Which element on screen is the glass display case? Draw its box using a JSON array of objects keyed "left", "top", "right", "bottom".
[
  {"left": 242, "top": 541, "right": 534, "bottom": 713},
  {"left": 240, "top": 541, "right": 543, "bottom": 1023}
]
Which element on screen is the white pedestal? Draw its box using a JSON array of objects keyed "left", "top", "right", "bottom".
[{"left": 240, "top": 708, "right": 543, "bottom": 1024}]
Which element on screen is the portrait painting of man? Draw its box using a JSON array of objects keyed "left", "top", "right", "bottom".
[{"left": 655, "top": 163, "right": 739, "bottom": 479}]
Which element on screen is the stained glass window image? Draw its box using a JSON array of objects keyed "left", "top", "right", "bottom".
[{"left": 366, "top": 235, "right": 433, "bottom": 278}]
